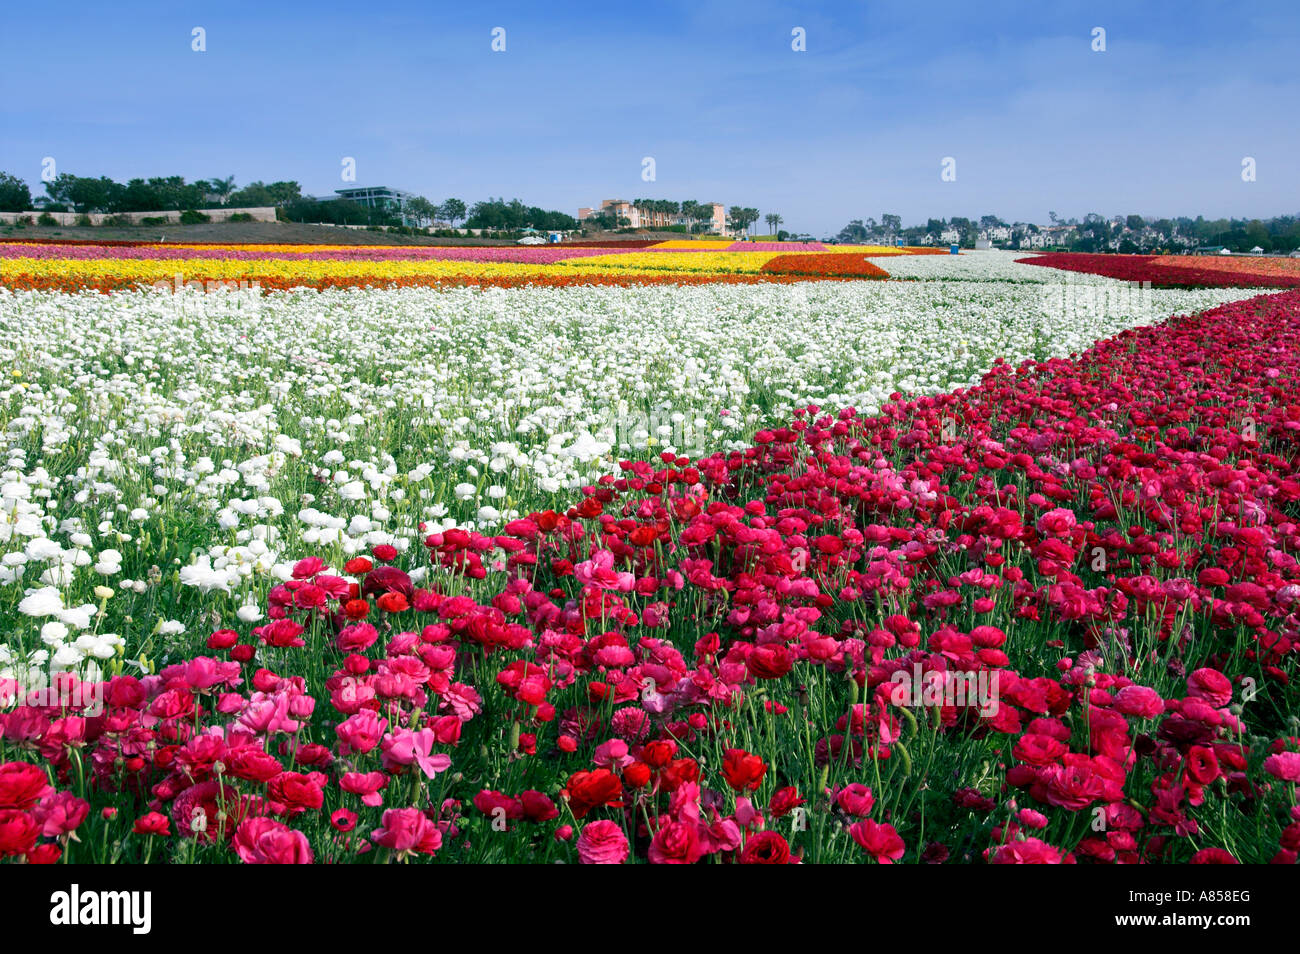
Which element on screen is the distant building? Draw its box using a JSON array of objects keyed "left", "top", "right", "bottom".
[
  {"left": 1039, "top": 225, "right": 1076, "bottom": 246},
  {"left": 329, "top": 186, "right": 417, "bottom": 224},
  {"left": 1249, "top": 245, "right": 1265, "bottom": 255},
  {"left": 579, "top": 199, "right": 731, "bottom": 235}
]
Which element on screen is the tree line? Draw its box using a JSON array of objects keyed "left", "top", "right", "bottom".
[
  {"left": 830, "top": 211, "right": 1300, "bottom": 253},
  {"left": 0, "top": 172, "right": 578, "bottom": 232},
  {"left": 0, "top": 172, "right": 303, "bottom": 214}
]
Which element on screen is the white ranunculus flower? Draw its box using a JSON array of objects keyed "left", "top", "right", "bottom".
[
  {"left": 275, "top": 434, "right": 303, "bottom": 457},
  {"left": 19, "top": 587, "right": 64, "bottom": 617},
  {"left": 338, "top": 481, "right": 367, "bottom": 501},
  {"left": 25, "top": 537, "right": 63, "bottom": 561},
  {"left": 40, "top": 621, "right": 70, "bottom": 644},
  {"left": 51, "top": 644, "right": 85, "bottom": 669}
]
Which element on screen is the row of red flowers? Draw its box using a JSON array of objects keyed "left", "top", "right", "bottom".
[
  {"left": 1020, "top": 252, "right": 1300, "bottom": 288},
  {"left": 760, "top": 253, "right": 891, "bottom": 278}
]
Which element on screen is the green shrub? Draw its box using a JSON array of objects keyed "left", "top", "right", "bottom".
[
  {"left": 179, "top": 209, "right": 210, "bottom": 225},
  {"left": 228, "top": 212, "right": 254, "bottom": 223},
  {"left": 141, "top": 216, "right": 168, "bottom": 226}
]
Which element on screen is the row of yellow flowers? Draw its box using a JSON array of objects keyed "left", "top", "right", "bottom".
[
  {"left": 0, "top": 251, "right": 808, "bottom": 281},
  {"left": 0, "top": 257, "right": 569, "bottom": 282},
  {"left": 0, "top": 242, "right": 951, "bottom": 289},
  {"left": 1, "top": 251, "right": 890, "bottom": 284},
  {"left": 551, "top": 251, "right": 783, "bottom": 274}
]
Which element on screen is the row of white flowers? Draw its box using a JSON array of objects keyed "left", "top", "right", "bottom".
[{"left": 0, "top": 275, "right": 1265, "bottom": 680}]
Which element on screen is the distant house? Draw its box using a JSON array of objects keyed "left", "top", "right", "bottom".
[
  {"left": 1249, "top": 245, "right": 1265, "bottom": 255},
  {"left": 1037, "top": 225, "right": 1075, "bottom": 248}
]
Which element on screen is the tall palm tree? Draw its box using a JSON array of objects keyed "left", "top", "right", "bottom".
[
  {"left": 693, "top": 202, "right": 713, "bottom": 233},
  {"left": 680, "top": 200, "right": 699, "bottom": 233},
  {"left": 212, "top": 175, "right": 237, "bottom": 205}
]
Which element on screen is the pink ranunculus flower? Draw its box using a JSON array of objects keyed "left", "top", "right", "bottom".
[
  {"left": 335, "top": 709, "right": 388, "bottom": 756},
  {"left": 1186, "top": 668, "right": 1233, "bottom": 708},
  {"left": 371, "top": 807, "right": 442, "bottom": 857},
  {"left": 1264, "top": 751, "right": 1300, "bottom": 783},
  {"left": 380, "top": 727, "right": 452, "bottom": 779},
  {"left": 33, "top": 791, "right": 90, "bottom": 838},
  {"left": 1036, "top": 507, "right": 1077, "bottom": 536},
  {"left": 1113, "top": 685, "right": 1164, "bottom": 719},
  {"left": 991, "top": 837, "right": 1063, "bottom": 864},
  {"left": 232, "top": 817, "right": 313, "bottom": 864},
  {"left": 834, "top": 783, "right": 875, "bottom": 817},
  {"left": 574, "top": 549, "right": 635, "bottom": 592},
  {"left": 577, "top": 820, "right": 630, "bottom": 864},
  {"left": 0, "top": 762, "right": 53, "bottom": 810},
  {"left": 848, "top": 818, "right": 905, "bottom": 863},
  {"left": 340, "top": 771, "right": 388, "bottom": 807}
]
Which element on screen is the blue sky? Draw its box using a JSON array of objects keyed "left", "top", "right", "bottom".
[{"left": 2, "top": 0, "right": 1297, "bottom": 236}]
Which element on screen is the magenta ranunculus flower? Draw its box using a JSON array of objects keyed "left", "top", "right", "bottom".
[
  {"left": 1264, "top": 752, "right": 1300, "bottom": 783},
  {"left": 32, "top": 791, "right": 90, "bottom": 838},
  {"left": 370, "top": 807, "right": 442, "bottom": 857},
  {"left": 849, "top": 819, "right": 905, "bottom": 863},
  {"left": 576, "top": 820, "right": 629, "bottom": 864},
  {"left": 232, "top": 817, "right": 313, "bottom": 864},
  {"left": 991, "top": 837, "right": 1063, "bottom": 864}
]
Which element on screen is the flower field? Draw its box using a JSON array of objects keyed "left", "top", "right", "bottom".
[
  {"left": 1, "top": 246, "right": 1298, "bottom": 866},
  {"left": 0, "top": 240, "right": 949, "bottom": 292},
  {"left": 1019, "top": 252, "right": 1300, "bottom": 288}
]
